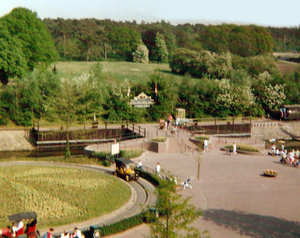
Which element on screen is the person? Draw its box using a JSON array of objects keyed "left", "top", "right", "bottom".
[
  {"left": 12, "top": 220, "right": 24, "bottom": 237},
  {"left": 293, "top": 158, "right": 300, "bottom": 168},
  {"left": 281, "top": 142, "right": 285, "bottom": 152},
  {"left": 280, "top": 150, "right": 287, "bottom": 163},
  {"left": 43, "top": 228, "right": 54, "bottom": 238},
  {"left": 155, "top": 162, "right": 161, "bottom": 175},
  {"left": 270, "top": 144, "right": 276, "bottom": 156},
  {"left": 232, "top": 142, "right": 237, "bottom": 155},
  {"left": 164, "top": 120, "right": 168, "bottom": 131},
  {"left": 73, "top": 227, "right": 82, "bottom": 238},
  {"left": 159, "top": 119, "right": 164, "bottom": 129},
  {"left": 61, "top": 231, "right": 69, "bottom": 238},
  {"left": 275, "top": 149, "right": 280, "bottom": 156},
  {"left": 175, "top": 117, "right": 179, "bottom": 128},
  {"left": 296, "top": 150, "right": 300, "bottom": 159},
  {"left": 203, "top": 139, "right": 209, "bottom": 151},
  {"left": 287, "top": 151, "right": 295, "bottom": 164},
  {"left": 137, "top": 160, "right": 143, "bottom": 170}
]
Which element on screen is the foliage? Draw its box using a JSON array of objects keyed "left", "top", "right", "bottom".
[
  {"left": 151, "top": 137, "right": 167, "bottom": 143},
  {"left": 99, "top": 212, "right": 146, "bottom": 236},
  {"left": 119, "top": 149, "right": 144, "bottom": 159},
  {"left": 155, "top": 32, "right": 169, "bottom": 63},
  {"left": 214, "top": 78, "right": 254, "bottom": 116},
  {"left": 225, "top": 144, "right": 260, "bottom": 152},
  {"left": 0, "top": 7, "right": 58, "bottom": 83},
  {"left": 232, "top": 55, "right": 279, "bottom": 76},
  {"left": 133, "top": 44, "right": 149, "bottom": 63},
  {"left": 0, "top": 166, "right": 131, "bottom": 228},
  {"left": 0, "top": 23, "right": 27, "bottom": 84},
  {"left": 252, "top": 72, "right": 286, "bottom": 111},
  {"left": 195, "top": 136, "right": 209, "bottom": 141},
  {"left": 107, "top": 25, "right": 141, "bottom": 61},
  {"left": 150, "top": 179, "right": 202, "bottom": 238},
  {"left": 169, "top": 48, "right": 232, "bottom": 79},
  {"left": 147, "top": 73, "right": 178, "bottom": 121}
]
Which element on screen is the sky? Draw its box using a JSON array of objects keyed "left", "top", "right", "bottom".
[{"left": 0, "top": 0, "right": 299, "bottom": 27}]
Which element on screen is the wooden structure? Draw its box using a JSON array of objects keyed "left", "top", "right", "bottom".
[
  {"left": 129, "top": 92, "right": 155, "bottom": 108},
  {"left": 185, "top": 117, "right": 252, "bottom": 135},
  {"left": 176, "top": 108, "right": 186, "bottom": 119}
]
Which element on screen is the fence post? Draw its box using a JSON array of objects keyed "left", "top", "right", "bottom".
[{"left": 232, "top": 117, "right": 235, "bottom": 134}]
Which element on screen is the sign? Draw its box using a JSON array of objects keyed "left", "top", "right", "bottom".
[
  {"left": 129, "top": 92, "right": 155, "bottom": 108},
  {"left": 111, "top": 143, "right": 119, "bottom": 155}
]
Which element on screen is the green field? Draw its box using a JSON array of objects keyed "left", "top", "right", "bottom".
[
  {"left": 0, "top": 166, "right": 131, "bottom": 228},
  {"left": 54, "top": 61, "right": 186, "bottom": 83}
]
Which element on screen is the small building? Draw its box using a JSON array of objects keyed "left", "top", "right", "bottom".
[
  {"left": 176, "top": 108, "right": 186, "bottom": 119},
  {"left": 129, "top": 92, "right": 155, "bottom": 108}
]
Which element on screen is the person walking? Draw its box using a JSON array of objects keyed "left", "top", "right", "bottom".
[{"left": 155, "top": 162, "right": 161, "bottom": 175}]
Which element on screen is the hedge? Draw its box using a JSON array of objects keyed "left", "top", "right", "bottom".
[{"left": 80, "top": 169, "right": 161, "bottom": 237}]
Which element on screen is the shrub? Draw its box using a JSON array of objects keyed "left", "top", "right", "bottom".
[
  {"left": 195, "top": 136, "right": 209, "bottom": 141},
  {"left": 119, "top": 149, "right": 144, "bottom": 159},
  {"left": 135, "top": 168, "right": 163, "bottom": 187},
  {"left": 151, "top": 137, "right": 167, "bottom": 143},
  {"left": 225, "top": 144, "right": 260, "bottom": 152}
]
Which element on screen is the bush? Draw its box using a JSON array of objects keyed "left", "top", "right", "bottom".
[
  {"left": 195, "top": 136, "right": 209, "bottom": 141},
  {"left": 151, "top": 137, "right": 167, "bottom": 143},
  {"left": 84, "top": 168, "right": 163, "bottom": 238},
  {"left": 135, "top": 168, "right": 163, "bottom": 187},
  {"left": 225, "top": 144, "right": 260, "bottom": 152},
  {"left": 119, "top": 149, "right": 144, "bottom": 159}
]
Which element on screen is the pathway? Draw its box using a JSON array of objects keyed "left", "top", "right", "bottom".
[{"left": 109, "top": 127, "right": 300, "bottom": 238}]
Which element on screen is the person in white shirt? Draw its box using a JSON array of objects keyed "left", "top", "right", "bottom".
[
  {"left": 233, "top": 142, "right": 237, "bottom": 155},
  {"left": 73, "top": 228, "right": 82, "bottom": 238},
  {"left": 204, "top": 139, "right": 209, "bottom": 151},
  {"left": 61, "top": 231, "right": 69, "bottom": 238},
  {"left": 137, "top": 160, "right": 143, "bottom": 170},
  {"left": 155, "top": 162, "right": 161, "bottom": 175}
]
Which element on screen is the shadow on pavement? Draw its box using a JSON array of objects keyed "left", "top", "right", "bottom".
[{"left": 203, "top": 209, "right": 300, "bottom": 238}]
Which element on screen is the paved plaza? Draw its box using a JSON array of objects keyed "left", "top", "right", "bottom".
[{"left": 110, "top": 130, "right": 300, "bottom": 238}]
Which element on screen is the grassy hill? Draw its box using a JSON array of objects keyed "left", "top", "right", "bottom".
[{"left": 54, "top": 61, "right": 185, "bottom": 83}]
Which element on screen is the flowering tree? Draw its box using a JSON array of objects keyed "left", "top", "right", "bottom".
[
  {"left": 215, "top": 79, "right": 254, "bottom": 116},
  {"left": 132, "top": 44, "right": 149, "bottom": 63},
  {"left": 263, "top": 84, "right": 286, "bottom": 110}
]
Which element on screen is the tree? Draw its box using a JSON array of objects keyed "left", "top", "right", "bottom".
[
  {"left": 0, "top": 23, "right": 27, "bottom": 84},
  {"left": 133, "top": 44, "right": 149, "bottom": 63},
  {"left": 2, "top": 8, "right": 58, "bottom": 69},
  {"left": 150, "top": 179, "right": 202, "bottom": 238},
  {"left": 155, "top": 32, "right": 169, "bottom": 62}
]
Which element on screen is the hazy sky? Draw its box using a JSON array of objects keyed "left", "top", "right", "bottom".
[{"left": 0, "top": 0, "right": 299, "bottom": 27}]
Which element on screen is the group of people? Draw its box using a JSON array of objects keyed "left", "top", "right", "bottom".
[
  {"left": 280, "top": 149, "right": 300, "bottom": 167},
  {"left": 270, "top": 142, "right": 300, "bottom": 167},
  {"left": 159, "top": 115, "right": 180, "bottom": 133},
  {"left": 45, "top": 227, "right": 83, "bottom": 238}
]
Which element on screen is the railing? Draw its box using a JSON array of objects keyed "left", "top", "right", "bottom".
[{"left": 184, "top": 117, "right": 252, "bottom": 135}]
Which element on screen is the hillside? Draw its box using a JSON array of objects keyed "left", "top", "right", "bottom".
[{"left": 54, "top": 61, "right": 186, "bottom": 83}]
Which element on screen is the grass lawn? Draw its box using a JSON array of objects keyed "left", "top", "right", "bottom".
[
  {"left": 0, "top": 165, "right": 131, "bottom": 228},
  {"left": 54, "top": 61, "right": 186, "bottom": 83}
]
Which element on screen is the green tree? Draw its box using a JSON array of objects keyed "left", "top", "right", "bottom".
[
  {"left": 147, "top": 73, "right": 178, "bottom": 121},
  {"left": 2, "top": 7, "right": 58, "bottom": 70},
  {"left": 133, "top": 44, "right": 149, "bottom": 63},
  {"left": 155, "top": 32, "right": 169, "bottom": 62},
  {"left": 150, "top": 179, "right": 202, "bottom": 238},
  {"left": 108, "top": 26, "right": 141, "bottom": 60},
  {"left": 0, "top": 23, "right": 27, "bottom": 84}
]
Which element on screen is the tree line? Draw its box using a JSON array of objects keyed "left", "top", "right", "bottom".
[
  {"left": 43, "top": 18, "right": 283, "bottom": 62},
  {"left": 0, "top": 8, "right": 299, "bottom": 127}
]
